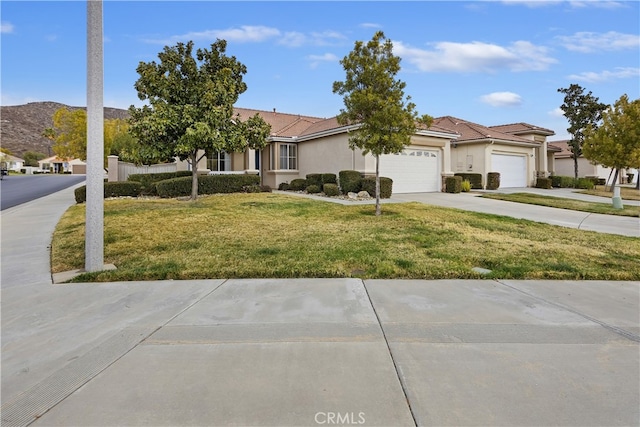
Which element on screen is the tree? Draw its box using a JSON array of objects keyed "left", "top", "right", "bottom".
[
  {"left": 557, "top": 84, "right": 607, "bottom": 179},
  {"left": 333, "top": 31, "right": 431, "bottom": 216},
  {"left": 129, "top": 40, "right": 271, "bottom": 200},
  {"left": 51, "top": 108, "right": 88, "bottom": 160},
  {"left": 583, "top": 94, "right": 640, "bottom": 192},
  {"left": 23, "top": 151, "right": 47, "bottom": 167}
]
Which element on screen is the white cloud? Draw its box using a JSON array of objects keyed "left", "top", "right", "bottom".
[
  {"left": 145, "top": 25, "right": 281, "bottom": 44},
  {"left": 480, "top": 92, "right": 523, "bottom": 107},
  {"left": 556, "top": 31, "right": 640, "bottom": 53},
  {"left": 279, "top": 30, "right": 347, "bottom": 47},
  {"left": 501, "top": 0, "right": 625, "bottom": 8},
  {"left": 360, "top": 22, "right": 382, "bottom": 29},
  {"left": 568, "top": 67, "right": 640, "bottom": 83},
  {"left": 501, "top": 1, "right": 562, "bottom": 8},
  {"left": 307, "top": 53, "right": 339, "bottom": 69},
  {"left": 279, "top": 31, "right": 307, "bottom": 47},
  {"left": 393, "top": 40, "right": 556, "bottom": 73},
  {"left": 548, "top": 107, "right": 565, "bottom": 118},
  {"left": 1, "top": 21, "right": 14, "bottom": 34}
]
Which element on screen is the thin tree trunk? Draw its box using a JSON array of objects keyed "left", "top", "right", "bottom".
[
  {"left": 610, "top": 168, "right": 619, "bottom": 195},
  {"left": 573, "top": 154, "right": 579, "bottom": 180},
  {"left": 190, "top": 152, "right": 198, "bottom": 200},
  {"left": 605, "top": 169, "right": 614, "bottom": 192},
  {"left": 375, "top": 154, "right": 381, "bottom": 216}
]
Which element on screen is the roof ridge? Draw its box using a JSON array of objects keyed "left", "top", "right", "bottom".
[{"left": 234, "top": 106, "right": 326, "bottom": 121}]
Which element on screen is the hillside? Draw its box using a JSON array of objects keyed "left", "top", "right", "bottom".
[{"left": 0, "top": 102, "right": 129, "bottom": 158}]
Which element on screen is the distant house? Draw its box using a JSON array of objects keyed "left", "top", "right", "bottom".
[
  {"left": 168, "top": 107, "right": 558, "bottom": 191},
  {"left": 0, "top": 153, "right": 25, "bottom": 171},
  {"left": 548, "top": 140, "right": 632, "bottom": 184},
  {"left": 38, "top": 156, "right": 86, "bottom": 174}
]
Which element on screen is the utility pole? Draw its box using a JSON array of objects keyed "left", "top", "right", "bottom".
[{"left": 85, "top": 0, "right": 104, "bottom": 272}]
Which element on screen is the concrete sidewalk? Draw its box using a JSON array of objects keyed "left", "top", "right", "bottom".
[{"left": 1, "top": 186, "right": 639, "bottom": 426}]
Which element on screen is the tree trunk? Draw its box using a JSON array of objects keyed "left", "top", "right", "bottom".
[
  {"left": 375, "top": 154, "right": 381, "bottom": 217},
  {"left": 610, "top": 168, "right": 619, "bottom": 194},
  {"left": 190, "top": 152, "right": 198, "bottom": 200},
  {"left": 573, "top": 154, "right": 579, "bottom": 180}
]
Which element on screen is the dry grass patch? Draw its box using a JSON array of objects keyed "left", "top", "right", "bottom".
[
  {"left": 577, "top": 186, "right": 640, "bottom": 201},
  {"left": 52, "top": 193, "right": 640, "bottom": 282}
]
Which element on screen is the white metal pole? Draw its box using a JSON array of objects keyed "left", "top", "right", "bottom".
[{"left": 86, "top": 0, "right": 104, "bottom": 272}]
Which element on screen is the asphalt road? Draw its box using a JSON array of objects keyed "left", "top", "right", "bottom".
[{"left": 0, "top": 174, "right": 85, "bottom": 210}]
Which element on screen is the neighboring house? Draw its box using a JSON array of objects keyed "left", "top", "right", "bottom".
[
  {"left": 0, "top": 153, "right": 25, "bottom": 171},
  {"left": 549, "top": 140, "right": 613, "bottom": 182},
  {"left": 432, "top": 117, "right": 555, "bottom": 188},
  {"left": 38, "top": 156, "right": 86, "bottom": 174},
  {"left": 176, "top": 108, "right": 558, "bottom": 192}
]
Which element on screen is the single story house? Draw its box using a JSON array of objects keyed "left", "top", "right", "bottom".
[
  {"left": 178, "top": 108, "right": 558, "bottom": 192},
  {"left": 0, "top": 153, "right": 25, "bottom": 171},
  {"left": 549, "top": 140, "right": 636, "bottom": 184},
  {"left": 38, "top": 156, "right": 86, "bottom": 174}
]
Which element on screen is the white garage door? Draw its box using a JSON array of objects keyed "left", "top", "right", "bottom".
[
  {"left": 380, "top": 148, "right": 440, "bottom": 193},
  {"left": 491, "top": 153, "right": 527, "bottom": 188}
]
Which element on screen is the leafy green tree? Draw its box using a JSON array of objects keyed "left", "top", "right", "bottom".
[
  {"left": 333, "top": 31, "right": 431, "bottom": 216},
  {"left": 583, "top": 94, "right": 640, "bottom": 191},
  {"left": 557, "top": 84, "right": 607, "bottom": 179},
  {"left": 51, "top": 108, "right": 88, "bottom": 160},
  {"left": 129, "top": 40, "right": 271, "bottom": 200},
  {"left": 1, "top": 147, "right": 14, "bottom": 155},
  {"left": 23, "top": 151, "right": 47, "bottom": 167}
]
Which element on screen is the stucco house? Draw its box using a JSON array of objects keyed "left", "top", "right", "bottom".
[
  {"left": 0, "top": 153, "right": 25, "bottom": 171},
  {"left": 181, "top": 108, "right": 558, "bottom": 192},
  {"left": 38, "top": 156, "right": 87, "bottom": 174}
]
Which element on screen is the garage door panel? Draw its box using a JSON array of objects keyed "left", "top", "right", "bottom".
[
  {"left": 491, "top": 154, "right": 526, "bottom": 188},
  {"left": 380, "top": 149, "right": 440, "bottom": 193}
]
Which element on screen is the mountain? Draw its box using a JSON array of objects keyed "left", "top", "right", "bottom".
[{"left": 0, "top": 102, "right": 129, "bottom": 158}]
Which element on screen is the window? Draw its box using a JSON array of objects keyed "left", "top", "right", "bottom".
[
  {"left": 271, "top": 143, "right": 297, "bottom": 170},
  {"left": 207, "top": 151, "right": 230, "bottom": 172}
]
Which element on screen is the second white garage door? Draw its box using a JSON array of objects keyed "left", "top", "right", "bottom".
[
  {"left": 380, "top": 149, "right": 440, "bottom": 193},
  {"left": 491, "top": 153, "right": 527, "bottom": 188}
]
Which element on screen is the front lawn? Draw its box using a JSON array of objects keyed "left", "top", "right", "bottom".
[
  {"left": 480, "top": 193, "right": 640, "bottom": 217},
  {"left": 577, "top": 187, "right": 640, "bottom": 202},
  {"left": 52, "top": 193, "right": 640, "bottom": 282}
]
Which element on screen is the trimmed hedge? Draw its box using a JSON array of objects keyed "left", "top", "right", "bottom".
[
  {"left": 486, "top": 172, "right": 500, "bottom": 190},
  {"left": 535, "top": 177, "right": 552, "bottom": 189},
  {"left": 323, "top": 183, "right": 340, "bottom": 197},
  {"left": 306, "top": 174, "right": 323, "bottom": 188},
  {"left": 339, "top": 170, "right": 362, "bottom": 194},
  {"left": 127, "top": 171, "right": 192, "bottom": 195},
  {"left": 289, "top": 179, "right": 308, "bottom": 191},
  {"left": 155, "top": 174, "right": 260, "bottom": 198},
  {"left": 322, "top": 173, "right": 337, "bottom": 184},
  {"left": 278, "top": 182, "right": 290, "bottom": 191},
  {"left": 575, "top": 178, "right": 594, "bottom": 190},
  {"left": 74, "top": 181, "right": 142, "bottom": 203},
  {"left": 445, "top": 176, "right": 462, "bottom": 193},
  {"left": 361, "top": 177, "right": 393, "bottom": 199},
  {"left": 550, "top": 175, "right": 595, "bottom": 189},
  {"left": 454, "top": 173, "right": 482, "bottom": 189},
  {"left": 306, "top": 184, "right": 321, "bottom": 194}
]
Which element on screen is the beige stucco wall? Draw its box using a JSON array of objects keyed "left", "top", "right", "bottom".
[
  {"left": 451, "top": 143, "right": 536, "bottom": 187},
  {"left": 555, "top": 157, "right": 613, "bottom": 180}
]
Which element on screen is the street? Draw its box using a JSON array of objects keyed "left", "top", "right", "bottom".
[{"left": 0, "top": 174, "right": 85, "bottom": 210}]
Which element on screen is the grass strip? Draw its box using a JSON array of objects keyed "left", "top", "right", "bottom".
[
  {"left": 577, "top": 187, "right": 640, "bottom": 202},
  {"left": 52, "top": 193, "right": 640, "bottom": 282}
]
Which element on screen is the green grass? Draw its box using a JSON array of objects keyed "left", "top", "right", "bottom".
[
  {"left": 481, "top": 193, "right": 639, "bottom": 217},
  {"left": 51, "top": 193, "right": 640, "bottom": 282},
  {"left": 577, "top": 187, "right": 640, "bottom": 202}
]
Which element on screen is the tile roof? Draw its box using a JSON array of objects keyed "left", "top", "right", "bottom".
[
  {"left": 548, "top": 140, "right": 572, "bottom": 157},
  {"left": 489, "top": 122, "right": 555, "bottom": 136},
  {"left": 233, "top": 107, "right": 326, "bottom": 137},
  {"left": 433, "top": 116, "right": 537, "bottom": 145}
]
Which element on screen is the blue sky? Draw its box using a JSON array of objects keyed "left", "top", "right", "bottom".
[{"left": 1, "top": 1, "right": 639, "bottom": 140}]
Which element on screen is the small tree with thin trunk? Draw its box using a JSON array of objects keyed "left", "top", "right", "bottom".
[
  {"left": 129, "top": 40, "right": 271, "bottom": 200},
  {"left": 557, "top": 84, "right": 607, "bottom": 180},
  {"left": 333, "top": 31, "right": 431, "bottom": 216}
]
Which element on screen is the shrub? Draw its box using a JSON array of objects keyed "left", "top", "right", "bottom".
[
  {"left": 597, "top": 178, "right": 606, "bottom": 186},
  {"left": 461, "top": 180, "right": 472, "bottom": 192},
  {"left": 260, "top": 185, "right": 272, "bottom": 193},
  {"left": 454, "top": 173, "right": 482, "bottom": 189},
  {"left": 321, "top": 173, "right": 337, "bottom": 184},
  {"left": 306, "top": 173, "right": 323, "bottom": 188},
  {"left": 74, "top": 182, "right": 142, "bottom": 203},
  {"left": 278, "top": 182, "right": 290, "bottom": 191},
  {"left": 20, "top": 168, "right": 26, "bottom": 174},
  {"left": 323, "top": 183, "right": 340, "bottom": 196},
  {"left": 306, "top": 185, "right": 321, "bottom": 194},
  {"left": 156, "top": 174, "right": 260, "bottom": 198},
  {"left": 535, "top": 177, "right": 552, "bottom": 189},
  {"left": 626, "top": 173, "right": 634, "bottom": 183},
  {"left": 361, "top": 177, "right": 393, "bottom": 199},
  {"left": 289, "top": 179, "right": 308, "bottom": 191},
  {"left": 128, "top": 171, "right": 191, "bottom": 195},
  {"left": 243, "top": 185, "right": 262, "bottom": 193},
  {"left": 339, "top": 170, "right": 362, "bottom": 194},
  {"left": 486, "top": 172, "right": 500, "bottom": 190},
  {"left": 575, "top": 178, "right": 594, "bottom": 190},
  {"left": 445, "top": 176, "right": 462, "bottom": 193}
]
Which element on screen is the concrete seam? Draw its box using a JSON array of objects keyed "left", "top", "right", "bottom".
[
  {"left": 361, "top": 279, "right": 418, "bottom": 427},
  {"left": 577, "top": 212, "right": 593, "bottom": 230},
  {"left": 494, "top": 279, "right": 640, "bottom": 343}
]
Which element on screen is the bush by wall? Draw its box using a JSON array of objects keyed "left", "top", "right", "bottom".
[
  {"left": 156, "top": 174, "right": 260, "bottom": 198},
  {"left": 535, "top": 177, "right": 552, "bottom": 189},
  {"left": 306, "top": 184, "right": 321, "bottom": 194},
  {"left": 289, "top": 178, "right": 308, "bottom": 191},
  {"left": 445, "top": 176, "right": 462, "bottom": 193},
  {"left": 323, "top": 183, "right": 340, "bottom": 196},
  {"left": 361, "top": 177, "right": 393, "bottom": 199},
  {"left": 339, "top": 170, "right": 362, "bottom": 194},
  {"left": 74, "top": 182, "right": 142, "bottom": 203},
  {"left": 322, "top": 173, "right": 337, "bottom": 184},
  {"left": 306, "top": 174, "right": 323, "bottom": 188},
  {"left": 575, "top": 178, "right": 595, "bottom": 190},
  {"left": 486, "top": 172, "right": 500, "bottom": 190},
  {"left": 461, "top": 180, "right": 472, "bottom": 192},
  {"left": 278, "top": 182, "right": 290, "bottom": 191},
  {"left": 454, "top": 173, "right": 482, "bottom": 189},
  {"left": 128, "top": 171, "right": 192, "bottom": 195}
]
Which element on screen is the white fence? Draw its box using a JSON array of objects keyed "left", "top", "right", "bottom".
[{"left": 108, "top": 156, "right": 178, "bottom": 182}]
